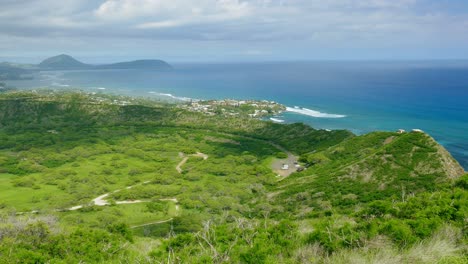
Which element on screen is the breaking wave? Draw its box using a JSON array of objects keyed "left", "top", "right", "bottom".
[
  {"left": 270, "top": 117, "right": 285, "bottom": 123},
  {"left": 286, "top": 106, "right": 346, "bottom": 118},
  {"left": 148, "top": 91, "right": 197, "bottom": 102}
]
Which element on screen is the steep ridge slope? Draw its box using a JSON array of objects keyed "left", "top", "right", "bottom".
[{"left": 273, "top": 131, "right": 465, "bottom": 215}]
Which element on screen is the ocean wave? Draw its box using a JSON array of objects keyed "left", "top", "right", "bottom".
[
  {"left": 51, "top": 83, "right": 70, "bottom": 87},
  {"left": 148, "top": 91, "right": 197, "bottom": 102},
  {"left": 40, "top": 73, "right": 64, "bottom": 81},
  {"left": 286, "top": 106, "right": 346, "bottom": 118},
  {"left": 270, "top": 117, "right": 285, "bottom": 123}
]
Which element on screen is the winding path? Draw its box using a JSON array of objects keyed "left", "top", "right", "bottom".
[
  {"left": 68, "top": 181, "right": 159, "bottom": 211},
  {"left": 131, "top": 218, "right": 174, "bottom": 229},
  {"left": 176, "top": 152, "right": 209, "bottom": 173},
  {"left": 65, "top": 152, "right": 209, "bottom": 226}
]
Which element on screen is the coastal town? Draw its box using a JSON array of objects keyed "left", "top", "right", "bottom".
[{"left": 179, "top": 99, "right": 286, "bottom": 118}]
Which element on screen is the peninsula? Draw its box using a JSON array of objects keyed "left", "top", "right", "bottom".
[{"left": 0, "top": 54, "right": 172, "bottom": 80}]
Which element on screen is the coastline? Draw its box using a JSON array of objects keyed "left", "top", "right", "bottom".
[{"left": 3, "top": 84, "right": 468, "bottom": 170}]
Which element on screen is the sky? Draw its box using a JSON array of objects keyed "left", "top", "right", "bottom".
[{"left": 1, "top": 0, "right": 468, "bottom": 63}]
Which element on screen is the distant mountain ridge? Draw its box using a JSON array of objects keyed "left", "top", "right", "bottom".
[
  {"left": 96, "top": 59, "right": 172, "bottom": 70},
  {"left": 37, "top": 54, "right": 172, "bottom": 71},
  {"left": 38, "top": 54, "right": 90, "bottom": 70},
  {"left": 0, "top": 54, "right": 172, "bottom": 80}
]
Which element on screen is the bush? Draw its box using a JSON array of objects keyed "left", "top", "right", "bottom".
[
  {"left": 146, "top": 201, "right": 168, "bottom": 212},
  {"left": 381, "top": 220, "right": 417, "bottom": 246},
  {"left": 12, "top": 177, "right": 36, "bottom": 188},
  {"left": 454, "top": 174, "right": 468, "bottom": 189},
  {"left": 107, "top": 223, "right": 134, "bottom": 242}
]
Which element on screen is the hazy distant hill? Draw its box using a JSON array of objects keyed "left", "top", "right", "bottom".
[
  {"left": 97, "top": 59, "right": 172, "bottom": 70},
  {"left": 1, "top": 55, "right": 173, "bottom": 77},
  {"left": 36, "top": 54, "right": 172, "bottom": 71},
  {"left": 38, "top": 54, "right": 90, "bottom": 70}
]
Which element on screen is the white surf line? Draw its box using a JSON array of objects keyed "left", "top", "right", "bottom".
[
  {"left": 286, "top": 106, "right": 346, "bottom": 118},
  {"left": 270, "top": 117, "right": 285, "bottom": 123},
  {"left": 148, "top": 92, "right": 196, "bottom": 102}
]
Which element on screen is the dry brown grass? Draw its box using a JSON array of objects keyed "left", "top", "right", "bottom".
[{"left": 292, "top": 225, "right": 466, "bottom": 264}]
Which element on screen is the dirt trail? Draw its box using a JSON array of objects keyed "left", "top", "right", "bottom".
[
  {"left": 68, "top": 181, "right": 163, "bottom": 211},
  {"left": 68, "top": 151, "right": 211, "bottom": 212},
  {"left": 66, "top": 185, "right": 181, "bottom": 228},
  {"left": 176, "top": 157, "right": 189, "bottom": 173},
  {"left": 176, "top": 152, "right": 209, "bottom": 174},
  {"left": 19, "top": 150, "right": 207, "bottom": 219},
  {"left": 131, "top": 218, "right": 174, "bottom": 229}
]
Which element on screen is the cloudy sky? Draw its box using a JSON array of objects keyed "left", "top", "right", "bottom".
[{"left": 1, "top": 0, "right": 468, "bottom": 63}]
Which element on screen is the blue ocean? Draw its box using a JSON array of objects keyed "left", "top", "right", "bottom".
[{"left": 7, "top": 61, "right": 468, "bottom": 169}]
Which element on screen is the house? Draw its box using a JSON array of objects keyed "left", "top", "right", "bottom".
[
  {"left": 281, "top": 164, "right": 289, "bottom": 170},
  {"left": 412, "top": 129, "right": 424, "bottom": 133},
  {"left": 397, "top": 129, "right": 406, "bottom": 134}
]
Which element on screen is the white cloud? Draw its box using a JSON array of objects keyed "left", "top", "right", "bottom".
[
  {"left": 95, "top": 0, "right": 252, "bottom": 27},
  {"left": 349, "top": 0, "right": 417, "bottom": 9},
  {"left": 1, "top": 0, "right": 468, "bottom": 60}
]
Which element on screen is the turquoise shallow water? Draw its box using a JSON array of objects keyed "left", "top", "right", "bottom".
[{"left": 6, "top": 61, "right": 468, "bottom": 169}]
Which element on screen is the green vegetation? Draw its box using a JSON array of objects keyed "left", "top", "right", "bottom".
[{"left": 0, "top": 90, "right": 466, "bottom": 263}]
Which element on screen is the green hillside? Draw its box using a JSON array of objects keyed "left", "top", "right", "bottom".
[
  {"left": 275, "top": 131, "right": 465, "bottom": 213},
  {"left": 0, "top": 90, "right": 466, "bottom": 263},
  {"left": 36, "top": 54, "right": 173, "bottom": 71}
]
